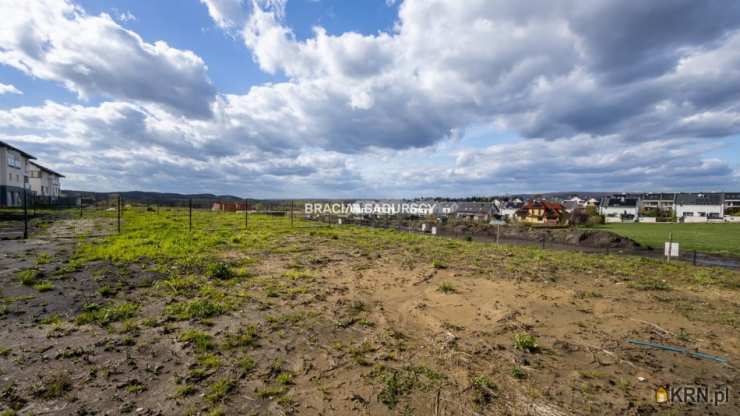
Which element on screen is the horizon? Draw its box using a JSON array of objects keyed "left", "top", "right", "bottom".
[{"left": 2, "top": 0, "right": 740, "bottom": 197}]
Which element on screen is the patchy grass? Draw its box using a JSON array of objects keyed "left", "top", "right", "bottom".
[
  {"left": 513, "top": 332, "right": 539, "bottom": 353},
  {"left": 32, "top": 281, "right": 54, "bottom": 292},
  {"left": 165, "top": 299, "right": 226, "bottom": 321},
  {"left": 18, "top": 268, "right": 41, "bottom": 286},
  {"left": 436, "top": 282, "right": 456, "bottom": 294},
  {"left": 179, "top": 329, "right": 215, "bottom": 353},
  {"left": 629, "top": 277, "right": 671, "bottom": 291},
  {"left": 75, "top": 303, "right": 138, "bottom": 326},
  {"left": 205, "top": 378, "right": 236, "bottom": 403}
]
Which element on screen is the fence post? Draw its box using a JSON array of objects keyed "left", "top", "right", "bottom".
[
  {"left": 496, "top": 224, "right": 500, "bottom": 245},
  {"left": 290, "top": 200, "right": 294, "bottom": 227},
  {"left": 117, "top": 196, "right": 122, "bottom": 234},
  {"left": 693, "top": 249, "right": 697, "bottom": 266},
  {"left": 245, "top": 199, "right": 248, "bottom": 230},
  {"left": 189, "top": 199, "right": 193, "bottom": 232},
  {"left": 23, "top": 187, "right": 28, "bottom": 239},
  {"left": 80, "top": 195, "right": 83, "bottom": 218},
  {"left": 666, "top": 232, "right": 672, "bottom": 263}
]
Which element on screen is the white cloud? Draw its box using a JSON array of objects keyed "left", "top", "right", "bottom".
[
  {"left": 0, "top": 0, "right": 215, "bottom": 117},
  {"left": 2, "top": 0, "right": 740, "bottom": 196},
  {"left": 116, "top": 10, "right": 136, "bottom": 23},
  {"left": 0, "top": 83, "right": 22, "bottom": 94}
]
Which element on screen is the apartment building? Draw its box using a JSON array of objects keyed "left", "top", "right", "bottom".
[
  {"left": 28, "top": 161, "right": 64, "bottom": 200},
  {"left": 0, "top": 140, "right": 35, "bottom": 207}
]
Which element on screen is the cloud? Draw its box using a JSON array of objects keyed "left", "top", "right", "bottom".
[
  {"left": 0, "top": 83, "right": 22, "bottom": 94},
  {"left": 2, "top": 0, "right": 740, "bottom": 196},
  {"left": 230, "top": 0, "right": 740, "bottom": 156},
  {"left": 0, "top": 0, "right": 215, "bottom": 117}
]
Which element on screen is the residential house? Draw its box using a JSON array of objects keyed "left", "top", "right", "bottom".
[
  {"left": 639, "top": 193, "right": 675, "bottom": 211},
  {"left": 432, "top": 201, "right": 458, "bottom": 216},
  {"left": 28, "top": 161, "right": 64, "bottom": 200},
  {"left": 499, "top": 200, "right": 523, "bottom": 221},
  {"left": 456, "top": 202, "right": 498, "bottom": 221},
  {"left": 675, "top": 193, "right": 723, "bottom": 222},
  {"left": 0, "top": 140, "right": 35, "bottom": 207},
  {"left": 638, "top": 193, "right": 675, "bottom": 221},
  {"left": 516, "top": 200, "right": 563, "bottom": 224},
  {"left": 724, "top": 193, "right": 740, "bottom": 222},
  {"left": 600, "top": 196, "right": 639, "bottom": 223}
]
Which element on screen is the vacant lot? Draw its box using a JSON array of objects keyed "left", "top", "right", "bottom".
[
  {"left": 1, "top": 209, "right": 739, "bottom": 415},
  {"left": 588, "top": 223, "right": 740, "bottom": 257}
]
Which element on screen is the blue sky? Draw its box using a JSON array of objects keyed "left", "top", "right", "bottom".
[{"left": 1, "top": 0, "right": 739, "bottom": 197}]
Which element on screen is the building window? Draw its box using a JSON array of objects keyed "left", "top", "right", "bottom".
[{"left": 7, "top": 154, "right": 21, "bottom": 168}]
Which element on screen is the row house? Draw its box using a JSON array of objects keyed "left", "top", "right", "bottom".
[{"left": 0, "top": 141, "right": 64, "bottom": 207}]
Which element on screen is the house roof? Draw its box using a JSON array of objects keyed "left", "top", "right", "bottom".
[
  {"left": 0, "top": 140, "right": 36, "bottom": 160},
  {"left": 675, "top": 193, "right": 722, "bottom": 205},
  {"left": 604, "top": 197, "right": 638, "bottom": 208},
  {"left": 641, "top": 193, "right": 675, "bottom": 201},
  {"left": 501, "top": 201, "right": 523, "bottom": 210},
  {"left": 520, "top": 200, "right": 563, "bottom": 211},
  {"left": 29, "top": 161, "right": 65, "bottom": 178},
  {"left": 456, "top": 201, "right": 498, "bottom": 214}
]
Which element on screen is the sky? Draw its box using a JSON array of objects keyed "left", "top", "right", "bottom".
[{"left": 1, "top": 0, "right": 739, "bottom": 198}]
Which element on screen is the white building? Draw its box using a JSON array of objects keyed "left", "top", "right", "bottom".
[
  {"left": 0, "top": 140, "right": 35, "bottom": 207},
  {"left": 28, "top": 161, "right": 64, "bottom": 200},
  {"left": 600, "top": 196, "right": 639, "bottom": 223},
  {"left": 675, "top": 193, "right": 723, "bottom": 222}
]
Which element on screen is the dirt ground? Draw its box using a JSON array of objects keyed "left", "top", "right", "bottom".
[{"left": 0, "top": 215, "right": 738, "bottom": 415}]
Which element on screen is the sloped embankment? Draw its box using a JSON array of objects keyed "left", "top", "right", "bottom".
[{"left": 448, "top": 223, "right": 643, "bottom": 250}]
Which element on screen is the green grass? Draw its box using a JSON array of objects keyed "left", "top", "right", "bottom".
[
  {"left": 586, "top": 223, "right": 740, "bottom": 256},
  {"left": 75, "top": 303, "right": 138, "bottom": 326},
  {"left": 513, "top": 332, "right": 539, "bottom": 353}
]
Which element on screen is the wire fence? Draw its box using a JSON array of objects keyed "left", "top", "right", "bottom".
[{"left": 2, "top": 195, "right": 738, "bottom": 269}]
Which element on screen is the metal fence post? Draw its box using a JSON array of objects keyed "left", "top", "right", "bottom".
[
  {"left": 117, "top": 196, "right": 122, "bottom": 234},
  {"left": 23, "top": 188, "right": 28, "bottom": 239},
  {"left": 189, "top": 199, "right": 193, "bottom": 232}
]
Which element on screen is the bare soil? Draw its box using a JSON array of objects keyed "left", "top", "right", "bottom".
[{"left": 0, "top": 217, "right": 738, "bottom": 415}]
